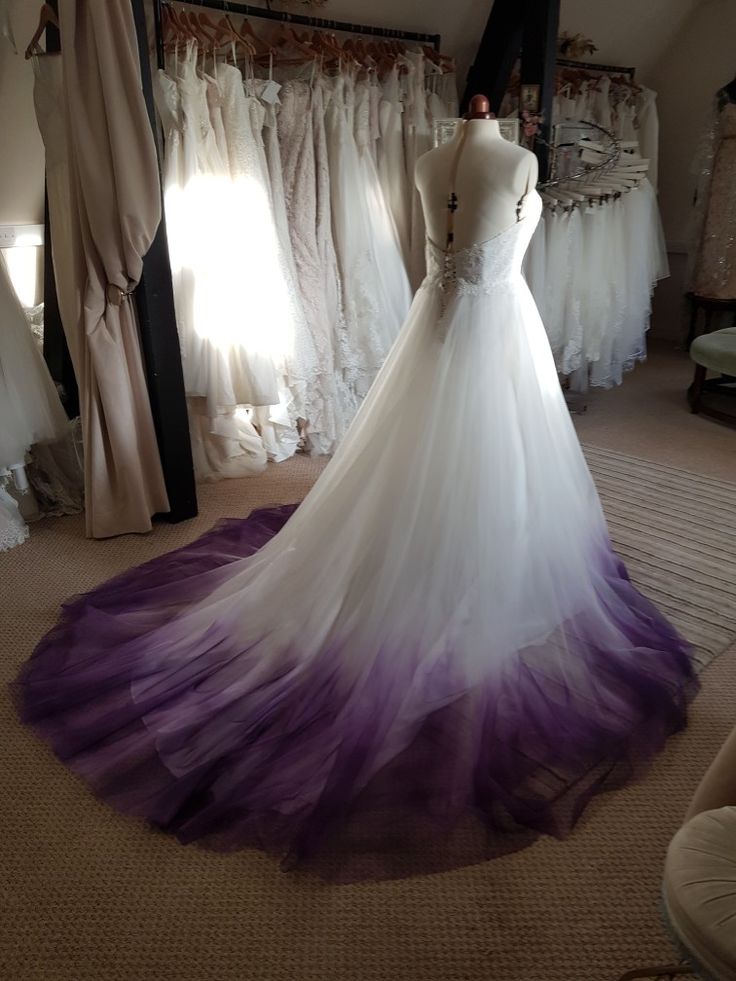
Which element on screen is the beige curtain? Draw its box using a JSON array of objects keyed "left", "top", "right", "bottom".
[{"left": 58, "top": 0, "right": 169, "bottom": 537}]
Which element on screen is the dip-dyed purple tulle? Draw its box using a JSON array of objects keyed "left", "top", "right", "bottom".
[
  {"left": 13, "top": 503, "right": 696, "bottom": 879},
  {"left": 12, "top": 194, "right": 698, "bottom": 880}
]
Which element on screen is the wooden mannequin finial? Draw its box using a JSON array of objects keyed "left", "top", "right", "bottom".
[{"left": 465, "top": 94, "right": 495, "bottom": 120}]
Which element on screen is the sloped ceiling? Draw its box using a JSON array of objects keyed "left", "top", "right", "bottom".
[
  {"left": 316, "top": 0, "right": 705, "bottom": 86},
  {"left": 558, "top": 0, "right": 705, "bottom": 80},
  {"left": 302, "top": 0, "right": 489, "bottom": 86}
]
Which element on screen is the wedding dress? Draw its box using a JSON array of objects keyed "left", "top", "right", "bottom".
[
  {"left": 155, "top": 49, "right": 269, "bottom": 482},
  {"left": 403, "top": 51, "right": 433, "bottom": 290},
  {"left": 691, "top": 97, "right": 736, "bottom": 300},
  {"left": 14, "top": 176, "right": 695, "bottom": 878},
  {"left": 273, "top": 78, "right": 352, "bottom": 455},
  {"left": 0, "top": 254, "right": 69, "bottom": 472},
  {"left": 0, "top": 483, "right": 28, "bottom": 553},
  {"left": 324, "top": 73, "right": 411, "bottom": 397},
  {"left": 377, "top": 66, "right": 411, "bottom": 268}
]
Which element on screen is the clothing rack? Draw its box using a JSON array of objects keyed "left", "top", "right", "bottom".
[
  {"left": 153, "top": 0, "right": 441, "bottom": 70},
  {"left": 556, "top": 58, "right": 636, "bottom": 79}
]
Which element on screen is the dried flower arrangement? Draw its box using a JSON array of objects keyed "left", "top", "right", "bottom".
[{"left": 557, "top": 33, "right": 597, "bottom": 60}]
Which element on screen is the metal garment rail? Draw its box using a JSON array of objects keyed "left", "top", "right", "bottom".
[{"left": 154, "top": 0, "right": 441, "bottom": 70}]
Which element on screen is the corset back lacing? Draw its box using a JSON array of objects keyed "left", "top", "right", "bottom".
[{"left": 435, "top": 120, "right": 531, "bottom": 302}]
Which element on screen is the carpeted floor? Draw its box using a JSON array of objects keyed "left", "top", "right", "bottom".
[{"left": 2, "top": 344, "right": 735, "bottom": 981}]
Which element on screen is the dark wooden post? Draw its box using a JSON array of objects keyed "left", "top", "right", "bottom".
[
  {"left": 463, "top": 0, "right": 561, "bottom": 181},
  {"left": 520, "top": 0, "right": 561, "bottom": 180},
  {"left": 130, "top": 0, "right": 197, "bottom": 523},
  {"left": 41, "top": 0, "right": 79, "bottom": 418},
  {"left": 462, "top": 0, "right": 523, "bottom": 116}
]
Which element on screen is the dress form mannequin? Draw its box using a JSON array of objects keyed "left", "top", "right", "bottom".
[{"left": 415, "top": 95, "right": 538, "bottom": 251}]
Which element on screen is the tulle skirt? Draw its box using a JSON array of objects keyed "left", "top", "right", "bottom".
[{"left": 13, "top": 273, "right": 696, "bottom": 879}]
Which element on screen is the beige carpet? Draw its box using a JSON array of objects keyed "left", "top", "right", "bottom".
[{"left": 2, "top": 372, "right": 736, "bottom": 980}]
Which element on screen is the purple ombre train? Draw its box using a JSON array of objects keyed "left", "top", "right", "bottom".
[{"left": 13, "top": 504, "right": 696, "bottom": 881}]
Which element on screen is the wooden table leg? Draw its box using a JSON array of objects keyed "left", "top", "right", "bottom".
[
  {"left": 688, "top": 364, "right": 706, "bottom": 413},
  {"left": 686, "top": 300, "right": 699, "bottom": 350}
]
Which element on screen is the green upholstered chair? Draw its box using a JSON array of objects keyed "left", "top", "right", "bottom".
[
  {"left": 688, "top": 326, "right": 736, "bottom": 423},
  {"left": 617, "top": 728, "right": 736, "bottom": 981}
]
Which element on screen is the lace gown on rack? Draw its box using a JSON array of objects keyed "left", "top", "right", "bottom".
[
  {"left": 14, "top": 172, "right": 695, "bottom": 878},
  {"left": 155, "top": 50, "right": 268, "bottom": 481},
  {"left": 691, "top": 98, "right": 736, "bottom": 300},
  {"left": 324, "top": 73, "right": 411, "bottom": 397},
  {"left": 377, "top": 66, "right": 411, "bottom": 268},
  {"left": 272, "top": 78, "right": 352, "bottom": 454},
  {"left": 0, "top": 255, "right": 69, "bottom": 473},
  {"left": 403, "top": 51, "right": 434, "bottom": 290},
  {"left": 0, "top": 247, "right": 78, "bottom": 550}
]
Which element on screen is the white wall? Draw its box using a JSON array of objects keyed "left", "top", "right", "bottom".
[
  {"left": 0, "top": 2, "right": 46, "bottom": 305},
  {"left": 558, "top": 0, "right": 700, "bottom": 83},
  {"left": 0, "top": 3, "right": 44, "bottom": 226}
]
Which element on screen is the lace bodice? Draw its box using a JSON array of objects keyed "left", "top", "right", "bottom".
[{"left": 424, "top": 191, "right": 543, "bottom": 299}]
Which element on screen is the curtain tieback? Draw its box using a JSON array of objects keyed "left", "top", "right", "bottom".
[{"left": 106, "top": 282, "right": 135, "bottom": 306}]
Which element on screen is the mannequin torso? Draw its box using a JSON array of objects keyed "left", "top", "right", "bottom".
[{"left": 415, "top": 119, "right": 538, "bottom": 252}]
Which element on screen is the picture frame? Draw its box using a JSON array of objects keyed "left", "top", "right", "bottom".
[{"left": 520, "top": 83, "right": 541, "bottom": 113}]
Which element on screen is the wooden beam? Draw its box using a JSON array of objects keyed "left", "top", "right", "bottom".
[
  {"left": 520, "top": 0, "right": 561, "bottom": 180},
  {"left": 462, "top": 0, "right": 523, "bottom": 115},
  {"left": 130, "top": 0, "right": 198, "bottom": 524},
  {"left": 40, "top": 0, "right": 79, "bottom": 418}
]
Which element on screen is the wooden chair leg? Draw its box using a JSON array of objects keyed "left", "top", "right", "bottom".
[
  {"left": 688, "top": 364, "right": 706, "bottom": 414},
  {"left": 686, "top": 301, "right": 699, "bottom": 350}
]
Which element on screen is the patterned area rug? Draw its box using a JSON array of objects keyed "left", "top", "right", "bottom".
[{"left": 586, "top": 445, "right": 736, "bottom": 670}]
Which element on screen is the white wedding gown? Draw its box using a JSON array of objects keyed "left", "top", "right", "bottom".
[
  {"left": 324, "top": 73, "right": 411, "bottom": 397},
  {"left": 0, "top": 255, "right": 68, "bottom": 471},
  {"left": 0, "top": 254, "right": 72, "bottom": 552},
  {"left": 15, "top": 183, "right": 695, "bottom": 879}
]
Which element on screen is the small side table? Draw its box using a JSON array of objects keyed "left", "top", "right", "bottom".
[{"left": 685, "top": 292, "right": 736, "bottom": 349}]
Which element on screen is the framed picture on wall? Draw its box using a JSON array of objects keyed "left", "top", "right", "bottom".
[
  {"left": 433, "top": 117, "right": 520, "bottom": 147},
  {"left": 520, "top": 84, "right": 541, "bottom": 113}
]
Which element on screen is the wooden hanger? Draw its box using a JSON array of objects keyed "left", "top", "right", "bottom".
[
  {"left": 192, "top": 10, "right": 226, "bottom": 48},
  {"left": 24, "top": 2, "right": 58, "bottom": 60},
  {"left": 305, "top": 30, "right": 343, "bottom": 71},
  {"left": 240, "top": 18, "right": 272, "bottom": 57},
  {"left": 182, "top": 10, "right": 220, "bottom": 50},
  {"left": 271, "top": 23, "right": 315, "bottom": 59},
  {"left": 217, "top": 14, "right": 257, "bottom": 59}
]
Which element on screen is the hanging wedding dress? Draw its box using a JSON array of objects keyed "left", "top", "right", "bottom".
[
  {"left": 690, "top": 95, "right": 736, "bottom": 300},
  {"left": 273, "top": 77, "right": 352, "bottom": 455},
  {"left": 377, "top": 65, "right": 411, "bottom": 268},
  {"left": 155, "top": 48, "right": 269, "bottom": 481},
  {"left": 403, "top": 51, "right": 433, "bottom": 290},
  {"left": 0, "top": 255, "right": 69, "bottom": 472},
  {"left": 15, "top": 133, "right": 695, "bottom": 877},
  {"left": 0, "top": 254, "right": 71, "bottom": 552},
  {"left": 311, "top": 78, "right": 357, "bottom": 431},
  {"left": 324, "top": 72, "right": 411, "bottom": 397},
  {"left": 0, "top": 483, "right": 28, "bottom": 553},
  {"left": 253, "top": 78, "right": 302, "bottom": 462}
]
